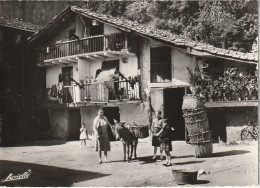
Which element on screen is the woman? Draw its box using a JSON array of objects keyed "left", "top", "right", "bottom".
[
  {"left": 93, "top": 109, "right": 111, "bottom": 164},
  {"left": 151, "top": 110, "right": 163, "bottom": 160}
]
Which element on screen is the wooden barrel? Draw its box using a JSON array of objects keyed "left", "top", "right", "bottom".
[{"left": 183, "top": 103, "right": 213, "bottom": 157}]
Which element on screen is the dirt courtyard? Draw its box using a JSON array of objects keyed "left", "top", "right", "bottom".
[{"left": 0, "top": 137, "right": 258, "bottom": 187}]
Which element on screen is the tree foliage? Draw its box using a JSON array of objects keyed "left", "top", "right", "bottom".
[{"left": 85, "top": 0, "right": 258, "bottom": 52}]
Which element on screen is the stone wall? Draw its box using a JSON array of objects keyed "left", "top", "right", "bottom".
[
  {"left": 49, "top": 108, "right": 69, "bottom": 139},
  {"left": 119, "top": 103, "right": 149, "bottom": 125},
  {"left": 225, "top": 107, "right": 257, "bottom": 143},
  {"left": 80, "top": 103, "right": 149, "bottom": 135}
]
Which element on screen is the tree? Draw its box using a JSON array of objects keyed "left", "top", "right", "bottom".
[{"left": 85, "top": 0, "right": 257, "bottom": 52}]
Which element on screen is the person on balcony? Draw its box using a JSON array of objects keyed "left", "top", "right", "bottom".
[{"left": 93, "top": 109, "right": 111, "bottom": 164}]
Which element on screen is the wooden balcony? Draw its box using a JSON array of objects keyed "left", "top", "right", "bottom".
[
  {"left": 37, "top": 33, "right": 131, "bottom": 64},
  {"left": 38, "top": 80, "right": 141, "bottom": 107}
]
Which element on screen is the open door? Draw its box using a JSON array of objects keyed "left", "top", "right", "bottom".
[
  {"left": 69, "top": 109, "right": 81, "bottom": 140},
  {"left": 164, "top": 88, "right": 185, "bottom": 140},
  {"left": 103, "top": 107, "right": 120, "bottom": 125}
]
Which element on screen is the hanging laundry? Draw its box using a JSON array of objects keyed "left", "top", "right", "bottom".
[
  {"left": 50, "top": 85, "right": 54, "bottom": 97},
  {"left": 50, "top": 84, "right": 58, "bottom": 98},
  {"left": 130, "top": 77, "right": 135, "bottom": 89},
  {"left": 58, "top": 83, "right": 63, "bottom": 98},
  {"left": 59, "top": 73, "right": 63, "bottom": 83}
]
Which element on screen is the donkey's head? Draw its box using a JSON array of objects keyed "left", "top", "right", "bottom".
[{"left": 114, "top": 120, "right": 130, "bottom": 141}]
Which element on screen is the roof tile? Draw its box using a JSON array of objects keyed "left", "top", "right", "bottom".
[
  {"left": 0, "top": 16, "right": 42, "bottom": 32},
  {"left": 32, "top": 6, "right": 257, "bottom": 63}
]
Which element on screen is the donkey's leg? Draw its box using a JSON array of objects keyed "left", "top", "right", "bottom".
[
  {"left": 129, "top": 142, "right": 133, "bottom": 160},
  {"left": 127, "top": 144, "right": 130, "bottom": 162},
  {"left": 123, "top": 143, "right": 126, "bottom": 162},
  {"left": 134, "top": 138, "right": 138, "bottom": 159}
]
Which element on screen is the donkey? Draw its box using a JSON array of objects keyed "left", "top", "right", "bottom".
[{"left": 114, "top": 120, "right": 138, "bottom": 162}]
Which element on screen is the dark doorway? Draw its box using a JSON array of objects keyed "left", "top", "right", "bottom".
[
  {"left": 164, "top": 88, "right": 185, "bottom": 140},
  {"left": 90, "top": 20, "right": 104, "bottom": 36},
  {"left": 69, "top": 109, "right": 81, "bottom": 140},
  {"left": 37, "top": 109, "right": 51, "bottom": 140},
  {"left": 208, "top": 109, "right": 227, "bottom": 143},
  {"left": 103, "top": 107, "right": 120, "bottom": 125}
]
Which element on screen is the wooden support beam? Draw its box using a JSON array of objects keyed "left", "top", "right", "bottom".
[
  {"left": 93, "top": 54, "right": 103, "bottom": 59},
  {"left": 85, "top": 55, "right": 98, "bottom": 60},
  {"left": 68, "top": 57, "right": 78, "bottom": 63},
  {"left": 59, "top": 59, "right": 70, "bottom": 64},
  {"left": 45, "top": 63, "right": 55, "bottom": 67},
  {"left": 104, "top": 51, "right": 118, "bottom": 58},
  {"left": 44, "top": 59, "right": 54, "bottom": 63},
  {"left": 52, "top": 60, "right": 60, "bottom": 64}
]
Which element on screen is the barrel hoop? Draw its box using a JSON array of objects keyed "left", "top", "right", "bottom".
[
  {"left": 185, "top": 119, "right": 207, "bottom": 124},
  {"left": 183, "top": 111, "right": 205, "bottom": 117},
  {"left": 188, "top": 131, "right": 210, "bottom": 137},
  {"left": 188, "top": 140, "right": 212, "bottom": 145}
]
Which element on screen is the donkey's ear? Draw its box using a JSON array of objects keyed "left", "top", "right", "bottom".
[
  {"left": 113, "top": 119, "right": 118, "bottom": 123},
  {"left": 121, "top": 119, "right": 127, "bottom": 124}
]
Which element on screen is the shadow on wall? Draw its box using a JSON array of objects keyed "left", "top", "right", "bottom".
[{"left": 0, "top": 160, "right": 110, "bottom": 187}]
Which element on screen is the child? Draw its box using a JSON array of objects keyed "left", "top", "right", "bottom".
[
  {"left": 80, "top": 123, "right": 89, "bottom": 147},
  {"left": 156, "top": 119, "right": 174, "bottom": 166},
  {"left": 151, "top": 110, "right": 163, "bottom": 160}
]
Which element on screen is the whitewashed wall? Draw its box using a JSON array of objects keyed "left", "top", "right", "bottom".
[
  {"left": 46, "top": 63, "right": 78, "bottom": 88},
  {"left": 104, "top": 24, "right": 120, "bottom": 35},
  {"left": 49, "top": 22, "right": 76, "bottom": 45},
  {"left": 78, "top": 56, "right": 138, "bottom": 81},
  {"left": 171, "top": 48, "right": 195, "bottom": 87}
]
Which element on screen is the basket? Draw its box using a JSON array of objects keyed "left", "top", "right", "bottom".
[
  {"left": 182, "top": 95, "right": 204, "bottom": 110},
  {"left": 172, "top": 170, "right": 198, "bottom": 185},
  {"left": 183, "top": 108, "right": 211, "bottom": 144},
  {"left": 130, "top": 125, "right": 149, "bottom": 139},
  {"left": 195, "top": 142, "right": 213, "bottom": 158}
]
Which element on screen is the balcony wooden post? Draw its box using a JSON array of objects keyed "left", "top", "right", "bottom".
[{"left": 124, "top": 33, "right": 127, "bottom": 49}]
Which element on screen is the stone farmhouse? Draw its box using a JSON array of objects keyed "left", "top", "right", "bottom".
[{"left": 28, "top": 6, "right": 258, "bottom": 142}]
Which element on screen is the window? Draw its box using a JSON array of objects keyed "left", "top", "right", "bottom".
[
  {"left": 95, "top": 60, "right": 119, "bottom": 79},
  {"left": 92, "top": 20, "right": 98, "bottom": 26},
  {"left": 150, "top": 46, "right": 172, "bottom": 83},
  {"left": 90, "top": 20, "right": 104, "bottom": 36},
  {"left": 101, "top": 60, "right": 119, "bottom": 71},
  {"left": 62, "top": 67, "right": 73, "bottom": 86},
  {"left": 69, "top": 29, "right": 76, "bottom": 40}
]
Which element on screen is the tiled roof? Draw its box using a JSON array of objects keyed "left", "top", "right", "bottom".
[
  {"left": 28, "top": 6, "right": 258, "bottom": 63},
  {"left": 0, "top": 16, "right": 42, "bottom": 33},
  {"left": 71, "top": 7, "right": 258, "bottom": 63}
]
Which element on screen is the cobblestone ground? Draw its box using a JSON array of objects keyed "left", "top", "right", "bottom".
[{"left": 0, "top": 137, "right": 258, "bottom": 187}]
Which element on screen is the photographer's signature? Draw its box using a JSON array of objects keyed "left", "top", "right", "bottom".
[{"left": 2, "top": 169, "right": 32, "bottom": 182}]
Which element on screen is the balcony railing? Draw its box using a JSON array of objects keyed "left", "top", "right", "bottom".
[
  {"left": 37, "top": 33, "right": 128, "bottom": 63},
  {"left": 38, "top": 86, "right": 75, "bottom": 106},
  {"left": 38, "top": 80, "right": 141, "bottom": 106}
]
